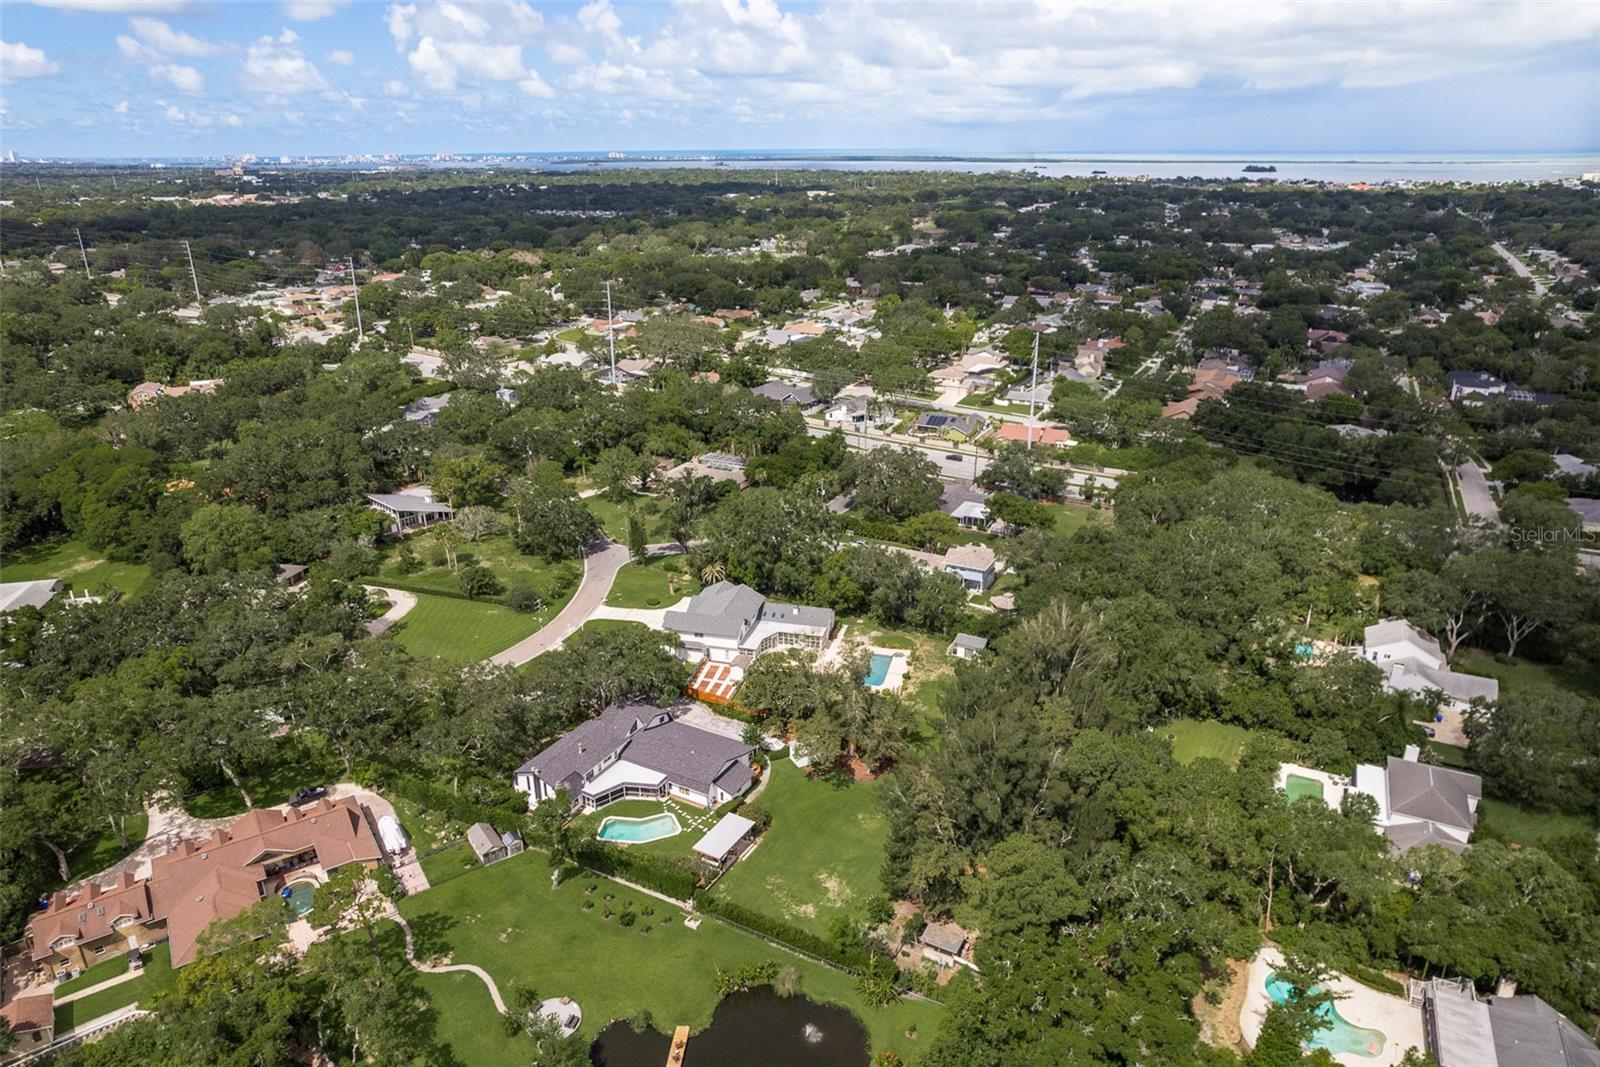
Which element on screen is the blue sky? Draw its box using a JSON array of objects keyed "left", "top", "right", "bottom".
[{"left": 2, "top": 1, "right": 1597, "bottom": 158}]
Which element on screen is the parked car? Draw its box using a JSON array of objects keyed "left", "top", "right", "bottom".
[
  {"left": 288, "top": 785, "right": 328, "bottom": 807},
  {"left": 945, "top": 453, "right": 962, "bottom": 461}
]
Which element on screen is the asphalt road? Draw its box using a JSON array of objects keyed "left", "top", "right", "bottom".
[
  {"left": 1455, "top": 462, "right": 1501, "bottom": 526},
  {"left": 487, "top": 539, "right": 631, "bottom": 667},
  {"left": 807, "top": 424, "right": 991, "bottom": 480}
]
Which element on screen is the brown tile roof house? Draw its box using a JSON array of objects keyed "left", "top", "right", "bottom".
[
  {"left": 29, "top": 871, "right": 157, "bottom": 969},
  {"left": 0, "top": 991, "right": 54, "bottom": 1054},
  {"left": 30, "top": 798, "right": 382, "bottom": 974},
  {"left": 149, "top": 798, "right": 381, "bottom": 967}
]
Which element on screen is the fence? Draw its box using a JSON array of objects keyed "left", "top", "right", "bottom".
[{"left": 13, "top": 1006, "right": 151, "bottom": 1066}]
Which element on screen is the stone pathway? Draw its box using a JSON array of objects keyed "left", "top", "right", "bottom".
[
  {"left": 363, "top": 585, "right": 418, "bottom": 636},
  {"left": 51, "top": 965, "right": 144, "bottom": 1006},
  {"left": 390, "top": 908, "right": 506, "bottom": 1014}
]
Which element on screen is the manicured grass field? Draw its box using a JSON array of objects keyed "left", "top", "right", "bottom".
[
  {"left": 1165, "top": 718, "right": 1254, "bottom": 767},
  {"left": 385, "top": 592, "right": 547, "bottom": 664},
  {"left": 605, "top": 560, "right": 701, "bottom": 609},
  {"left": 52, "top": 952, "right": 132, "bottom": 997},
  {"left": 376, "top": 532, "right": 580, "bottom": 603},
  {"left": 712, "top": 759, "right": 890, "bottom": 937},
  {"left": 53, "top": 943, "right": 176, "bottom": 1033},
  {"left": 1047, "top": 502, "right": 1103, "bottom": 535},
  {"left": 1451, "top": 647, "right": 1600, "bottom": 703},
  {"left": 570, "top": 618, "right": 652, "bottom": 640},
  {"left": 395, "top": 850, "right": 939, "bottom": 1063},
  {"left": 0, "top": 538, "right": 151, "bottom": 598},
  {"left": 419, "top": 840, "right": 480, "bottom": 887},
  {"left": 1477, "top": 798, "right": 1599, "bottom": 849}
]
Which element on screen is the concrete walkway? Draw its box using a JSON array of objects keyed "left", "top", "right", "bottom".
[
  {"left": 390, "top": 909, "right": 506, "bottom": 1014},
  {"left": 51, "top": 966, "right": 144, "bottom": 1006},
  {"left": 487, "top": 539, "right": 631, "bottom": 666},
  {"left": 363, "top": 585, "right": 418, "bottom": 636}
]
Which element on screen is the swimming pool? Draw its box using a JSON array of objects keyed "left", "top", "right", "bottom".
[
  {"left": 596, "top": 813, "right": 682, "bottom": 844},
  {"left": 1284, "top": 774, "right": 1325, "bottom": 805},
  {"left": 1265, "top": 971, "right": 1386, "bottom": 1058},
  {"left": 863, "top": 653, "right": 895, "bottom": 687},
  {"left": 283, "top": 882, "right": 316, "bottom": 917}
]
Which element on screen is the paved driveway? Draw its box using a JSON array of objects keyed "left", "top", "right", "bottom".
[
  {"left": 1455, "top": 462, "right": 1500, "bottom": 525},
  {"left": 487, "top": 539, "right": 631, "bottom": 667}
]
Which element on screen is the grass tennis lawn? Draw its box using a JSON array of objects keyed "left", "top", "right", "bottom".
[
  {"left": 385, "top": 592, "right": 549, "bottom": 664},
  {"left": 605, "top": 559, "right": 701, "bottom": 609},
  {"left": 53, "top": 943, "right": 176, "bottom": 1033},
  {"left": 0, "top": 538, "right": 151, "bottom": 598},
  {"left": 711, "top": 758, "right": 890, "bottom": 938},
  {"left": 394, "top": 850, "right": 939, "bottom": 1064}
]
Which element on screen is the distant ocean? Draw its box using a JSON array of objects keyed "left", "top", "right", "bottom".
[{"left": 36, "top": 150, "right": 1600, "bottom": 184}]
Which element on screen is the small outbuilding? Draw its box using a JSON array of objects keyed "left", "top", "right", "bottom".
[
  {"left": 466, "top": 822, "right": 524, "bottom": 866},
  {"left": 919, "top": 921, "right": 975, "bottom": 969},
  {"left": 691, "top": 812, "right": 757, "bottom": 870},
  {"left": 946, "top": 633, "right": 988, "bottom": 660}
]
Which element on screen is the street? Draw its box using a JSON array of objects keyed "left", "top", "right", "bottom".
[{"left": 1454, "top": 462, "right": 1501, "bottom": 526}]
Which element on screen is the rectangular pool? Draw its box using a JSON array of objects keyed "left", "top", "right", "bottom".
[
  {"left": 863, "top": 653, "right": 894, "bottom": 687},
  {"left": 1284, "top": 774, "right": 1325, "bottom": 805}
]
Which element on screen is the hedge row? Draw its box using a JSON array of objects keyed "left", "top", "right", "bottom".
[
  {"left": 573, "top": 841, "right": 701, "bottom": 901},
  {"left": 359, "top": 576, "right": 509, "bottom": 606},
  {"left": 693, "top": 893, "right": 868, "bottom": 971},
  {"left": 381, "top": 772, "right": 526, "bottom": 829}
]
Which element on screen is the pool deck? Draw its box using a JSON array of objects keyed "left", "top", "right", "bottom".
[
  {"left": 596, "top": 812, "right": 683, "bottom": 844},
  {"left": 1275, "top": 763, "right": 1347, "bottom": 811},
  {"left": 1241, "top": 947, "right": 1426, "bottom": 1067}
]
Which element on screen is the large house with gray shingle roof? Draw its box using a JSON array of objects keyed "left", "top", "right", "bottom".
[
  {"left": 512, "top": 702, "right": 756, "bottom": 812},
  {"left": 1353, "top": 747, "right": 1483, "bottom": 855},
  {"left": 663, "top": 581, "right": 834, "bottom": 665}
]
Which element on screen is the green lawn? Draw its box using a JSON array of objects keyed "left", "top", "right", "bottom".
[
  {"left": 712, "top": 759, "right": 890, "bottom": 938},
  {"left": 53, "top": 943, "right": 175, "bottom": 1033},
  {"left": 376, "top": 531, "right": 580, "bottom": 603},
  {"left": 1165, "top": 719, "right": 1254, "bottom": 767},
  {"left": 581, "top": 492, "right": 673, "bottom": 545},
  {"left": 573, "top": 797, "right": 733, "bottom": 866},
  {"left": 62, "top": 812, "right": 149, "bottom": 884},
  {"left": 569, "top": 619, "right": 652, "bottom": 641},
  {"left": 52, "top": 951, "right": 132, "bottom": 997},
  {"left": 1046, "top": 502, "right": 1103, "bottom": 535},
  {"left": 420, "top": 840, "right": 480, "bottom": 888},
  {"left": 385, "top": 593, "right": 547, "bottom": 664},
  {"left": 396, "top": 850, "right": 938, "bottom": 1064},
  {"left": 605, "top": 559, "right": 701, "bottom": 609},
  {"left": 1450, "top": 648, "right": 1600, "bottom": 702},
  {"left": 182, "top": 738, "right": 342, "bottom": 819},
  {"left": 837, "top": 618, "right": 958, "bottom": 746},
  {"left": 0, "top": 538, "right": 151, "bottom": 599},
  {"left": 1476, "top": 798, "right": 1599, "bottom": 849}
]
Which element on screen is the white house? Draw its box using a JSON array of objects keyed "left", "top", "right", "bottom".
[
  {"left": 663, "top": 581, "right": 835, "bottom": 664},
  {"left": 0, "top": 579, "right": 63, "bottom": 614},
  {"left": 821, "top": 395, "right": 894, "bottom": 431},
  {"left": 1447, "top": 371, "right": 1506, "bottom": 404},
  {"left": 365, "top": 486, "right": 455, "bottom": 532},
  {"left": 942, "top": 544, "right": 998, "bottom": 592},
  {"left": 1352, "top": 746, "right": 1482, "bottom": 854},
  {"left": 1362, "top": 619, "right": 1499, "bottom": 709},
  {"left": 512, "top": 702, "right": 755, "bottom": 813}
]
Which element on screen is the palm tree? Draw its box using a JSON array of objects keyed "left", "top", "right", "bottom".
[{"left": 700, "top": 559, "right": 726, "bottom": 585}]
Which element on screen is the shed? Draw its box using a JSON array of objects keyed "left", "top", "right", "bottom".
[
  {"left": 466, "top": 822, "right": 508, "bottom": 865},
  {"left": 920, "top": 921, "right": 969, "bottom": 960},
  {"left": 691, "top": 812, "right": 756, "bottom": 868},
  {"left": 946, "top": 633, "right": 988, "bottom": 660}
]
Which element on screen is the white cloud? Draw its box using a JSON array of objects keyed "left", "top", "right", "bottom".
[
  {"left": 125, "top": 17, "right": 225, "bottom": 58},
  {"left": 31, "top": 0, "right": 190, "bottom": 11},
  {"left": 383, "top": 78, "right": 408, "bottom": 96},
  {"left": 284, "top": 0, "right": 346, "bottom": 21},
  {"left": 327, "top": 48, "right": 355, "bottom": 66},
  {"left": 0, "top": 40, "right": 60, "bottom": 81},
  {"left": 386, "top": 0, "right": 553, "bottom": 93},
  {"left": 243, "top": 28, "right": 329, "bottom": 92},
  {"left": 113, "top": 99, "right": 129, "bottom": 114},
  {"left": 150, "top": 62, "right": 204, "bottom": 92},
  {"left": 222, "top": 113, "right": 243, "bottom": 126}
]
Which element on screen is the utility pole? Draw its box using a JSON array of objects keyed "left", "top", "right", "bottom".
[
  {"left": 348, "top": 256, "right": 364, "bottom": 339},
  {"left": 75, "top": 228, "right": 91, "bottom": 279},
  {"left": 604, "top": 278, "right": 617, "bottom": 386},
  {"left": 182, "top": 239, "right": 202, "bottom": 304}
]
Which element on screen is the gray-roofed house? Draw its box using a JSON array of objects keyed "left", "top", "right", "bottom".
[
  {"left": 912, "top": 411, "right": 981, "bottom": 442},
  {"left": 946, "top": 633, "right": 988, "bottom": 660},
  {"left": 1362, "top": 618, "right": 1499, "bottom": 710},
  {"left": 365, "top": 487, "right": 455, "bottom": 532},
  {"left": 940, "top": 482, "right": 992, "bottom": 530},
  {"left": 512, "top": 702, "right": 756, "bottom": 813},
  {"left": 1568, "top": 497, "right": 1600, "bottom": 533},
  {"left": 1424, "top": 979, "right": 1600, "bottom": 1067},
  {"left": 943, "top": 543, "right": 998, "bottom": 591},
  {"left": 0, "top": 579, "right": 63, "bottom": 614},
  {"left": 821, "top": 395, "right": 894, "bottom": 430},
  {"left": 403, "top": 392, "right": 453, "bottom": 427},
  {"left": 751, "top": 380, "right": 816, "bottom": 407},
  {"left": 1553, "top": 453, "right": 1597, "bottom": 479},
  {"left": 1352, "top": 748, "right": 1482, "bottom": 855},
  {"left": 663, "top": 580, "right": 834, "bottom": 664}
]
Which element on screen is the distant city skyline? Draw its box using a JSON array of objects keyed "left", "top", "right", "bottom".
[{"left": 2, "top": 1, "right": 1597, "bottom": 158}]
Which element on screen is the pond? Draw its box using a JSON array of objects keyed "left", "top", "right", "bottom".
[{"left": 590, "top": 988, "right": 871, "bottom": 1066}]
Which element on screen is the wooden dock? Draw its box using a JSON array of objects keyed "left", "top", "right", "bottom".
[{"left": 666, "top": 1025, "right": 690, "bottom": 1066}]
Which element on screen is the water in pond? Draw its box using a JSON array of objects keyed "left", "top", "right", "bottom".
[
  {"left": 862, "top": 653, "right": 894, "bottom": 687},
  {"left": 590, "top": 988, "right": 871, "bottom": 1066}
]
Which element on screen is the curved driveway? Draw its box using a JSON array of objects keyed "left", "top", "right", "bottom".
[{"left": 487, "top": 539, "right": 631, "bottom": 667}]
